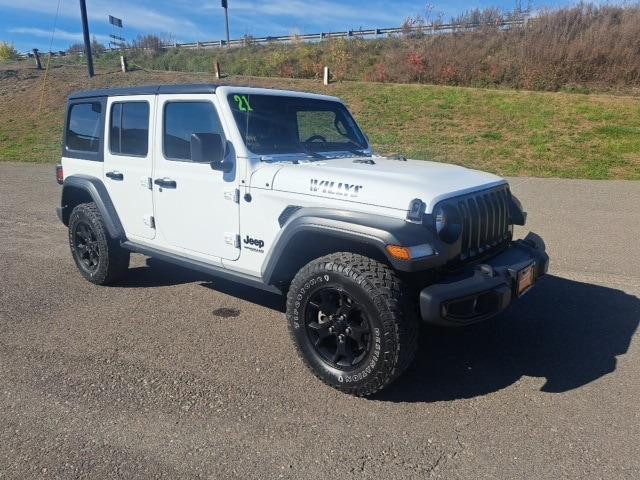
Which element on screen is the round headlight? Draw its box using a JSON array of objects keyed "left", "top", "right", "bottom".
[
  {"left": 434, "top": 206, "right": 447, "bottom": 234},
  {"left": 433, "top": 204, "right": 462, "bottom": 243}
]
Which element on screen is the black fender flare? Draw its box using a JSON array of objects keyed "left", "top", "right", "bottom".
[
  {"left": 59, "top": 175, "right": 125, "bottom": 240},
  {"left": 508, "top": 193, "right": 527, "bottom": 226},
  {"left": 261, "top": 207, "right": 446, "bottom": 285}
]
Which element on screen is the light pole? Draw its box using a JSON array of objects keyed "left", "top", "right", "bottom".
[
  {"left": 222, "top": 0, "right": 230, "bottom": 47},
  {"left": 79, "top": 0, "right": 94, "bottom": 77}
]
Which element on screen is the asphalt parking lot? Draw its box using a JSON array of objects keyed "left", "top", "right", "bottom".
[{"left": 1, "top": 162, "right": 638, "bottom": 479}]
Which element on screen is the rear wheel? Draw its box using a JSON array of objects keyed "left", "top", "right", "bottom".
[
  {"left": 286, "top": 252, "right": 419, "bottom": 396},
  {"left": 68, "top": 203, "right": 129, "bottom": 285}
]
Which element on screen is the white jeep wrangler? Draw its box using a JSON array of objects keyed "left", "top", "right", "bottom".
[{"left": 56, "top": 84, "right": 548, "bottom": 396}]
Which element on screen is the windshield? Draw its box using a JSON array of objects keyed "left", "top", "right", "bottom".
[{"left": 227, "top": 93, "right": 368, "bottom": 156}]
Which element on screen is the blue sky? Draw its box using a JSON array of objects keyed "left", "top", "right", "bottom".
[{"left": 1, "top": 0, "right": 580, "bottom": 53}]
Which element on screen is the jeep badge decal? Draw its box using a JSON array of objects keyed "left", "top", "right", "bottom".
[
  {"left": 243, "top": 235, "right": 265, "bottom": 253},
  {"left": 310, "top": 179, "right": 363, "bottom": 198}
]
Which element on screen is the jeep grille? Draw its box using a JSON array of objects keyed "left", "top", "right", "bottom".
[{"left": 452, "top": 185, "right": 511, "bottom": 260}]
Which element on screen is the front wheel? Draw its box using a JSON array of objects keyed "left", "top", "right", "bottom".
[{"left": 286, "top": 253, "right": 419, "bottom": 396}]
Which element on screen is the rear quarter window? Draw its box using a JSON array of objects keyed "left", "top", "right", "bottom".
[
  {"left": 64, "top": 97, "right": 106, "bottom": 161},
  {"left": 66, "top": 102, "right": 102, "bottom": 152}
]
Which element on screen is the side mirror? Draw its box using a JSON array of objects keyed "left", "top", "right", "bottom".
[{"left": 190, "top": 133, "right": 233, "bottom": 173}]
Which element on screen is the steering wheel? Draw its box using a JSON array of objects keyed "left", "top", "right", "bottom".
[{"left": 304, "top": 135, "right": 327, "bottom": 143}]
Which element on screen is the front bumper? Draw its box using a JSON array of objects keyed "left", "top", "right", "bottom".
[{"left": 419, "top": 233, "right": 549, "bottom": 326}]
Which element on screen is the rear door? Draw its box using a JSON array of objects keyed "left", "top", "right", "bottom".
[
  {"left": 152, "top": 94, "right": 240, "bottom": 260},
  {"left": 103, "top": 96, "right": 156, "bottom": 240}
]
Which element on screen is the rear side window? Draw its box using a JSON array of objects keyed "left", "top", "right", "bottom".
[
  {"left": 163, "top": 102, "right": 224, "bottom": 161},
  {"left": 66, "top": 102, "right": 102, "bottom": 153},
  {"left": 110, "top": 102, "right": 150, "bottom": 156}
]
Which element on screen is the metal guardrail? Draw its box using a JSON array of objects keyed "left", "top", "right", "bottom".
[
  {"left": 161, "top": 18, "right": 527, "bottom": 49},
  {"left": 17, "top": 50, "right": 67, "bottom": 59},
  {"left": 17, "top": 17, "right": 527, "bottom": 58}
]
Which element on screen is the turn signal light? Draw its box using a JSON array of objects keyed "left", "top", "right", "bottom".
[
  {"left": 386, "top": 243, "right": 436, "bottom": 261},
  {"left": 386, "top": 245, "right": 412, "bottom": 261},
  {"left": 56, "top": 165, "right": 64, "bottom": 185}
]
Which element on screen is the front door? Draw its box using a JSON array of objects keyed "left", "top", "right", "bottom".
[
  {"left": 152, "top": 94, "right": 240, "bottom": 261},
  {"left": 103, "top": 96, "right": 156, "bottom": 240}
]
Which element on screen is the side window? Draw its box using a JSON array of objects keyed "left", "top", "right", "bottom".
[
  {"left": 110, "top": 102, "right": 150, "bottom": 156},
  {"left": 163, "top": 102, "right": 224, "bottom": 161},
  {"left": 66, "top": 102, "right": 102, "bottom": 152}
]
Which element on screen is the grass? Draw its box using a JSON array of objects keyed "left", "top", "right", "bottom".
[{"left": 0, "top": 61, "right": 639, "bottom": 180}]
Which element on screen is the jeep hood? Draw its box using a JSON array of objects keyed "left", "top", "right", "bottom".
[{"left": 265, "top": 156, "right": 506, "bottom": 212}]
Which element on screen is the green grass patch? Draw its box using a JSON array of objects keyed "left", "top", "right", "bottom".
[{"left": 1, "top": 63, "right": 639, "bottom": 180}]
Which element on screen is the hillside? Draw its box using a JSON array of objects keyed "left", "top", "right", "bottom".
[
  {"left": 0, "top": 62, "right": 638, "bottom": 180},
  {"left": 101, "top": 4, "right": 640, "bottom": 95}
]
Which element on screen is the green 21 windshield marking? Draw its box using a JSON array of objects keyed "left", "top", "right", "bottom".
[{"left": 234, "top": 95, "right": 253, "bottom": 112}]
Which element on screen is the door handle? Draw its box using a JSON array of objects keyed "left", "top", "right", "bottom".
[
  {"left": 106, "top": 171, "right": 124, "bottom": 181},
  {"left": 154, "top": 178, "right": 177, "bottom": 189}
]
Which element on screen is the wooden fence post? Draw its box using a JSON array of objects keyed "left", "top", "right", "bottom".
[
  {"left": 120, "top": 55, "right": 128, "bottom": 73},
  {"left": 214, "top": 61, "right": 221, "bottom": 79},
  {"left": 323, "top": 66, "right": 330, "bottom": 85},
  {"left": 32, "top": 49, "right": 42, "bottom": 70}
]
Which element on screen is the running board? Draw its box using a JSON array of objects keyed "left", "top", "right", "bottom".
[{"left": 121, "top": 241, "right": 281, "bottom": 294}]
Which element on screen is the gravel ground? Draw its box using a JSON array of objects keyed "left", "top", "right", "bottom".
[{"left": 0, "top": 163, "right": 638, "bottom": 479}]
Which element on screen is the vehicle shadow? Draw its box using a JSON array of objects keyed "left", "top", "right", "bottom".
[
  {"left": 117, "top": 257, "right": 286, "bottom": 312},
  {"left": 116, "top": 260, "right": 639, "bottom": 402},
  {"left": 375, "top": 274, "right": 640, "bottom": 402}
]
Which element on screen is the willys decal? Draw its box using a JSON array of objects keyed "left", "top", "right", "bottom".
[{"left": 310, "top": 179, "right": 363, "bottom": 198}]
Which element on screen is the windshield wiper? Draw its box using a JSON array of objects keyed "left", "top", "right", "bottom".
[
  {"left": 300, "top": 145, "right": 326, "bottom": 160},
  {"left": 341, "top": 142, "right": 371, "bottom": 157},
  {"left": 345, "top": 148, "right": 370, "bottom": 157}
]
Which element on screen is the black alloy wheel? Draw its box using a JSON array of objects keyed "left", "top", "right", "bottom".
[
  {"left": 305, "top": 287, "right": 372, "bottom": 369},
  {"left": 73, "top": 221, "right": 100, "bottom": 273},
  {"left": 286, "top": 252, "right": 419, "bottom": 396}
]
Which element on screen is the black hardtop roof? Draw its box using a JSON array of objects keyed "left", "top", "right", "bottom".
[{"left": 68, "top": 83, "right": 219, "bottom": 100}]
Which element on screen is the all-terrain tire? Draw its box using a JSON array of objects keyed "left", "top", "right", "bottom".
[
  {"left": 286, "top": 252, "right": 419, "bottom": 396},
  {"left": 68, "top": 202, "right": 130, "bottom": 285}
]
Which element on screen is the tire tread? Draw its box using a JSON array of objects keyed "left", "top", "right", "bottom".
[
  {"left": 68, "top": 202, "right": 129, "bottom": 285},
  {"left": 286, "top": 252, "right": 419, "bottom": 396}
]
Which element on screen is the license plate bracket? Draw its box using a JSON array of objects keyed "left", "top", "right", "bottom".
[{"left": 516, "top": 263, "right": 536, "bottom": 297}]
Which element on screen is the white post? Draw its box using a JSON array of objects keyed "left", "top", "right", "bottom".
[
  {"left": 323, "top": 66, "right": 330, "bottom": 85},
  {"left": 120, "top": 55, "right": 128, "bottom": 73},
  {"left": 214, "top": 61, "right": 221, "bottom": 79}
]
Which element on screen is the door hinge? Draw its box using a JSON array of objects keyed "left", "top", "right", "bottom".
[
  {"left": 224, "top": 189, "right": 240, "bottom": 203},
  {"left": 143, "top": 214, "right": 155, "bottom": 229},
  {"left": 225, "top": 233, "right": 241, "bottom": 248}
]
